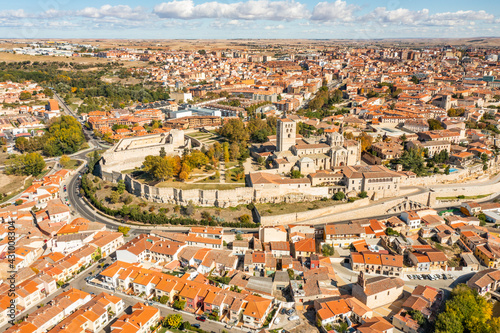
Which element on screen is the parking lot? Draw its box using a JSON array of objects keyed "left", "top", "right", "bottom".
[
  {"left": 404, "top": 272, "right": 455, "bottom": 282},
  {"left": 270, "top": 304, "right": 301, "bottom": 331}
]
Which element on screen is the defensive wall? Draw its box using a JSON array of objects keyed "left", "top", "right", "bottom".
[
  {"left": 96, "top": 130, "right": 189, "bottom": 174},
  {"left": 258, "top": 177, "right": 500, "bottom": 226}
]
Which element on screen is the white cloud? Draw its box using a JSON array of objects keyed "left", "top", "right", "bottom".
[
  {"left": 361, "top": 7, "right": 494, "bottom": 27},
  {"left": 154, "top": 0, "right": 309, "bottom": 21},
  {"left": 310, "top": 0, "right": 359, "bottom": 22},
  {"left": 264, "top": 24, "right": 285, "bottom": 30},
  {"left": 361, "top": 7, "right": 429, "bottom": 25},
  {"left": 0, "top": 9, "right": 29, "bottom": 19},
  {"left": 76, "top": 5, "right": 152, "bottom": 21}
]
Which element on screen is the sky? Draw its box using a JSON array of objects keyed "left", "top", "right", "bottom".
[{"left": 1, "top": 0, "right": 499, "bottom": 39}]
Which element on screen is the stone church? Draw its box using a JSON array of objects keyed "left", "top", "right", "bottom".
[{"left": 271, "top": 117, "right": 361, "bottom": 175}]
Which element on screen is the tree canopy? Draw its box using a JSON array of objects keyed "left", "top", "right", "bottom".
[
  {"left": 6, "top": 152, "right": 46, "bottom": 176},
  {"left": 434, "top": 284, "right": 500, "bottom": 333}
]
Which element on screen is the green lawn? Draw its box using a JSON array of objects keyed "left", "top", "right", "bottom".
[
  {"left": 225, "top": 166, "right": 245, "bottom": 184},
  {"left": 63, "top": 159, "right": 82, "bottom": 170},
  {"left": 256, "top": 199, "right": 344, "bottom": 216}
]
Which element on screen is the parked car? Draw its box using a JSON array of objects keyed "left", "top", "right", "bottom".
[
  {"left": 288, "top": 315, "right": 299, "bottom": 321},
  {"left": 196, "top": 316, "right": 206, "bottom": 322},
  {"left": 192, "top": 324, "right": 201, "bottom": 329},
  {"left": 61, "top": 283, "right": 69, "bottom": 288},
  {"left": 274, "top": 317, "right": 281, "bottom": 324},
  {"left": 280, "top": 308, "right": 286, "bottom": 315}
]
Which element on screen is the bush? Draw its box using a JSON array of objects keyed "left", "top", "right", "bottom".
[
  {"left": 358, "top": 191, "right": 368, "bottom": 198},
  {"left": 333, "top": 191, "right": 345, "bottom": 201},
  {"left": 322, "top": 244, "right": 334, "bottom": 257},
  {"left": 239, "top": 214, "right": 251, "bottom": 223}
]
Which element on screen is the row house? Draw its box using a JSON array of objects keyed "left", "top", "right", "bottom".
[
  {"left": 350, "top": 252, "right": 404, "bottom": 276},
  {"left": 315, "top": 296, "right": 373, "bottom": 327},
  {"left": 111, "top": 303, "right": 160, "bottom": 333},
  {"left": 408, "top": 246, "right": 448, "bottom": 272},
  {"left": 188, "top": 226, "right": 223, "bottom": 239},
  {"left": 467, "top": 269, "right": 500, "bottom": 296},
  {"left": 185, "top": 234, "right": 223, "bottom": 249},
  {"left": 4, "top": 288, "right": 91, "bottom": 333},
  {"left": 48, "top": 292, "right": 124, "bottom": 333},
  {"left": 323, "top": 222, "right": 367, "bottom": 248}
]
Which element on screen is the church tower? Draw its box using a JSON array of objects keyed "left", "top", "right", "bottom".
[{"left": 276, "top": 118, "right": 296, "bottom": 152}]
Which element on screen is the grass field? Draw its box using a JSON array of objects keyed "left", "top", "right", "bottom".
[
  {"left": 256, "top": 199, "right": 344, "bottom": 216},
  {"left": 63, "top": 159, "right": 82, "bottom": 170}
]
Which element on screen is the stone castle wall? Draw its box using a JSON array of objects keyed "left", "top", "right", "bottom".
[
  {"left": 258, "top": 178, "right": 500, "bottom": 226},
  {"left": 109, "top": 173, "right": 334, "bottom": 208}
]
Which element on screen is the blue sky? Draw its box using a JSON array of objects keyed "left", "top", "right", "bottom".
[{"left": 1, "top": 0, "right": 499, "bottom": 39}]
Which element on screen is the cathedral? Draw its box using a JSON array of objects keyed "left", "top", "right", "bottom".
[{"left": 270, "top": 117, "right": 361, "bottom": 175}]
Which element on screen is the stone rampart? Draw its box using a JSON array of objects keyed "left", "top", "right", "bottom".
[{"left": 258, "top": 197, "right": 371, "bottom": 225}]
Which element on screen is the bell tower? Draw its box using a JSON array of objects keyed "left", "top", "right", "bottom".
[{"left": 276, "top": 118, "right": 296, "bottom": 152}]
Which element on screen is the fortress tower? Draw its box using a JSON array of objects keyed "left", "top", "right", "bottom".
[{"left": 276, "top": 118, "right": 296, "bottom": 152}]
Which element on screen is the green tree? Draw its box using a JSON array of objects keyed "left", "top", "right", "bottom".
[
  {"left": 218, "top": 118, "right": 249, "bottom": 144},
  {"left": 434, "top": 284, "right": 496, "bottom": 333},
  {"left": 239, "top": 214, "right": 251, "bottom": 223},
  {"left": 20, "top": 91, "right": 32, "bottom": 100},
  {"left": 172, "top": 300, "right": 186, "bottom": 310},
  {"left": 117, "top": 226, "right": 130, "bottom": 236},
  {"left": 290, "top": 169, "right": 303, "bottom": 179},
  {"left": 166, "top": 314, "right": 183, "bottom": 328},
  {"left": 15, "top": 137, "right": 29, "bottom": 152},
  {"left": 428, "top": 119, "right": 443, "bottom": 130},
  {"left": 109, "top": 191, "right": 120, "bottom": 204},
  {"left": 358, "top": 191, "right": 368, "bottom": 198},
  {"left": 333, "top": 191, "right": 345, "bottom": 201},
  {"left": 159, "top": 295, "right": 169, "bottom": 304},
  {"left": 407, "top": 309, "right": 425, "bottom": 325},
  {"left": 159, "top": 147, "right": 166, "bottom": 158},
  {"left": 116, "top": 180, "right": 126, "bottom": 194},
  {"left": 60, "top": 155, "right": 71, "bottom": 168},
  {"left": 334, "top": 322, "right": 348, "bottom": 333},
  {"left": 235, "top": 233, "right": 243, "bottom": 241},
  {"left": 6, "top": 152, "right": 46, "bottom": 176},
  {"left": 398, "top": 148, "right": 426, "bottom": 175}
]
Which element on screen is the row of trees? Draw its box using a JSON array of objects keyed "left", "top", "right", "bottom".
[{"left": 143, "top": 149, "right": 210, "bottom": 181}]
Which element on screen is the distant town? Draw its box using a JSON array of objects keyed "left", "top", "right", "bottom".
[{"left": 0, "top": 38, "right": 500, "bottom": 333}]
